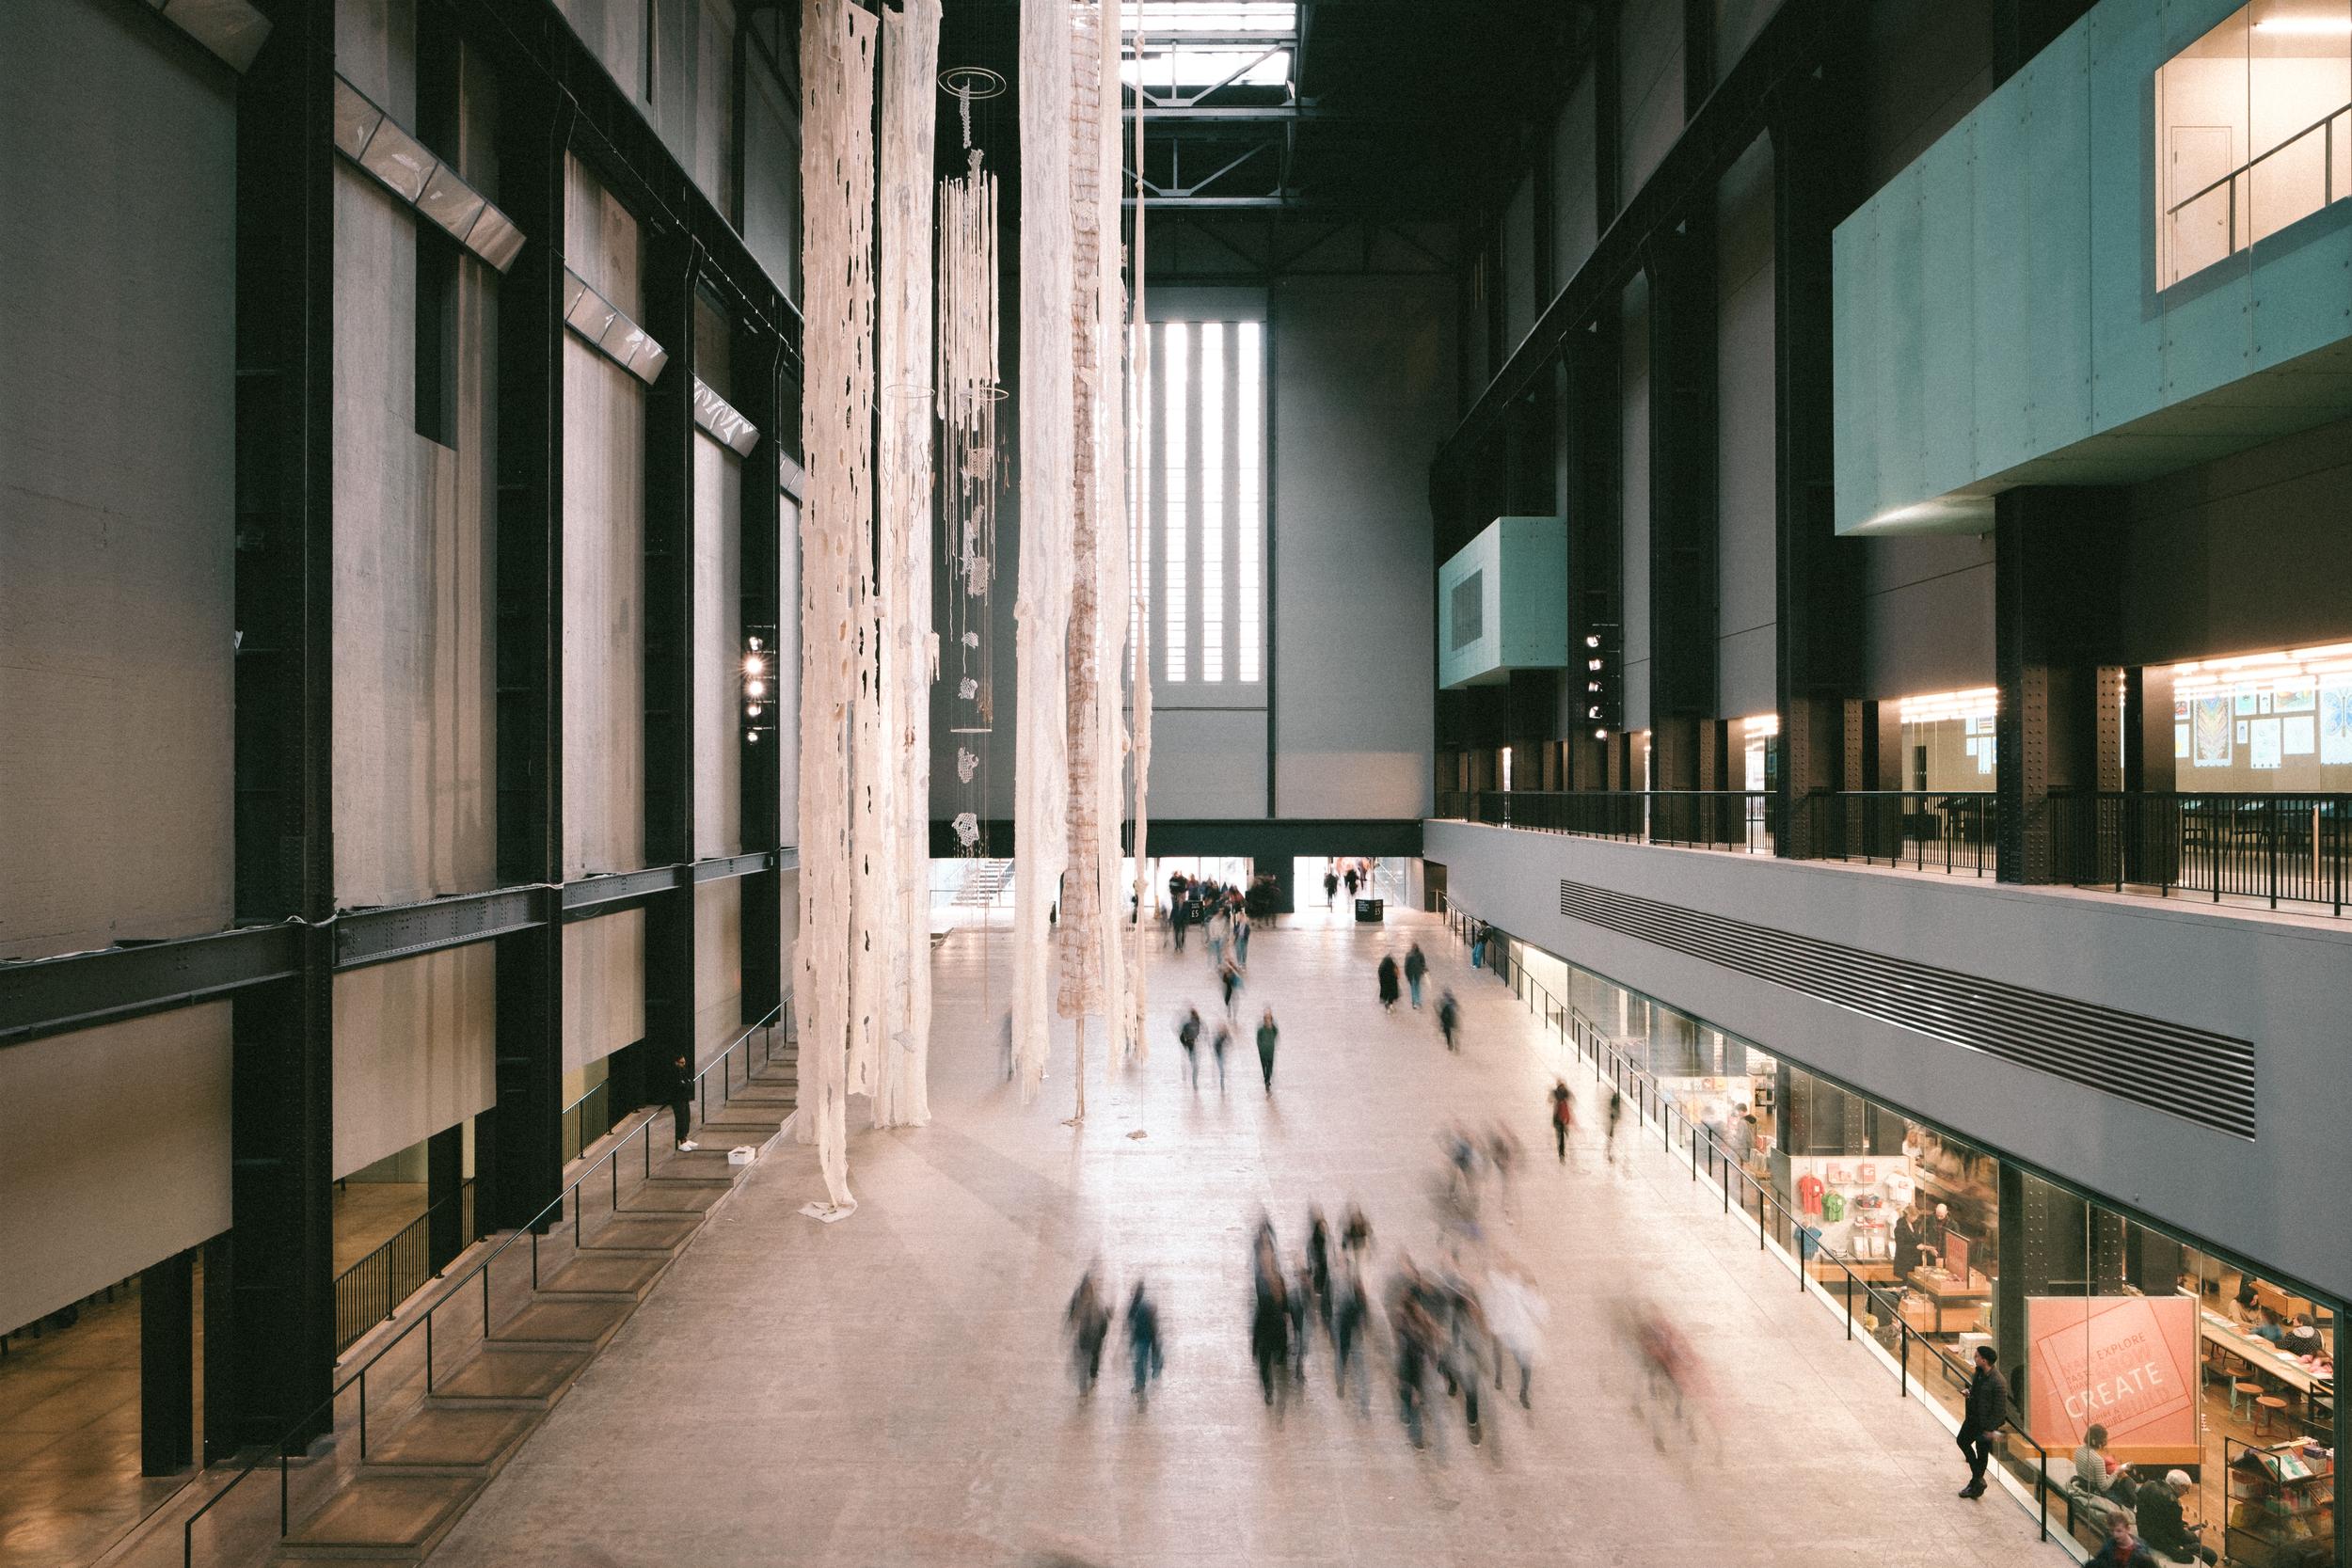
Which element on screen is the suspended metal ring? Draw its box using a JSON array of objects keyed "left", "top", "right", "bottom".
[{"left": 937, "top": 65, "right": 1007, "bottom": 101}]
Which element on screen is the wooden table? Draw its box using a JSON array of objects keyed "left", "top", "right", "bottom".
[
  {"left": 2202, "top": 1310, "right": 2336, "bottom": 1397},
  {"left": 1905, "top": 1267, "right": 1992, "bottom": 1334}
]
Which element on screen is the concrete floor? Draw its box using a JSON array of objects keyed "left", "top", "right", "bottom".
[{"left": 428, "top": 911, "right": 2079, "bottom": 1568}]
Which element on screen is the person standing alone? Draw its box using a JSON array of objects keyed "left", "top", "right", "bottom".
[
  {"left": 1437, "top": 989, "right": 1461, "bottom": 1051},
  {"left": 1403, "top": 943, "right": 1428, "bottom": 1009},
  {"left": 1256, "top": 1007, "right": 1279, "bottom": 1093},
  {"left": 670, "top": 1052, "right": 697, "bottom": 1152},
  {"left": 1957, "top": 1344, "right": 2007, "bottom": 1498}
]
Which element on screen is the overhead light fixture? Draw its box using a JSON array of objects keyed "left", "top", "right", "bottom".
[
  {"left": 693, "top": 379, "right": 762, "bottom": 456},
  {"left": 1585, "top": 634, "right": 1601, "bottom": 649},
  {"left": 153, "top": 0, "right": 272, "bottom": 72},
  {"left": 562, "top": 267, "right": 667, "bottom": 387},
  {"left": 332, "top": 75, "right": 527, "bottom": 273},
  {"left": 1594, "top": 728, "right": 1609, "bottom": 740},
  {"left": 1587, "top": 658, "right": 1603, "bottom": 672},
  {"left": 2253, "top": 15, "right": 2352, "bottom": 34}
]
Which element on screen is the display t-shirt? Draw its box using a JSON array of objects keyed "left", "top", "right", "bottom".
[
  {"left": 1884, "top": 1169, "right": 1916, "bottom": 1207},
  {"left": 1797, "top": 1174, "right": 1825, "bottom": 1215}
]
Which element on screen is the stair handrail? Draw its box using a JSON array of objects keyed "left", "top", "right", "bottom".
[{"left": 179, "top": 1003, "right": 772, "bottom": 1568}]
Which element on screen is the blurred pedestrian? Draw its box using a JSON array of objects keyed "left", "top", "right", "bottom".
[
  {"left": 1170, "top": 895, "right": 1190, "bottom": 952},
  {"left": 1307, "top": 1206, "right": 1332, "bottom": 1323},
  {"left": 1403, "top": 943, "right": 1428, "bottom": 1009},
  {"left": 1212, "top": 1022, "right": 1232, "bottom": 1092},
  {"left": 1377, "top": 953, "right": 1401, "bottom": 1011},
  {"left": 1605, "top": 1087, "right": 1624, "bottom": 1163},
  {"left": 1251, "top": 1235, "right": 1291, "bottom": 1407},
  {"left": 1256, "top": 1007, "right": 1279, "bottom": 1092},
  {"left": 1324, "top": 867, "right": 1339, "bottom": 907},
  {"left": 1437, "top": 989, "right": 1460, "bottom": 1051},
  {"left": 1178, "top": 1006, "right": 1201, "bottom": 1088},
  {"left": 1342, "top": 1202, "right": 1374, "bottom": 1259},
  {"left": 1484, "top": 1260, "right": 1549, "bottom": 1409},
  {"left": 1289, "top": 1260, "right": 1313, "bottom": 1382},
  {"left": 1220, "top": 958, "right": 1244, "bottom": 1016},
  {"left": 1549, "top": 1079, "right": 1575, "bottom": 1161},
  {"left": 1343, "top": 866, "right": 1359, "bottom": 902},
  {"left": 1126, "top": 1280, "right": 1164, "bottom": 1404},
  {"left": 1332, "top": 1255, "right": 1370, "bottom": 1402},
  {"left": 1234, "top": 911, "right": 1251, "bottom": 968},
  {"left": 1066, "top": 1267, "right": 1111, "bottom": 1395}
]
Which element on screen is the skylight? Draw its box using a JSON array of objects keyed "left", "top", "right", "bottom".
[
  {"left": 1133, "top": 3, "right": 1297, "bottom": 36},
  {"left": 1123, "top": 48, "right": 1294, "bottom": 91}
]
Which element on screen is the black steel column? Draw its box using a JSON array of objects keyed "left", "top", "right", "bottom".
[
  {"left": 1994, "top": 485, "right": 2124, "bottom": 883},
  {"left": 139, "top": 1247, "right": 196, "bottom": 1476},
  {"left": 425, "top": 1124, "right": 464, "bottom": 1273},
  {"left": 737, "top": 322, "right": 787, "bottom": 1029},
  {"left": 644, "top": 231, "right": 701, "bottom": 1084},
  {"left": 224, "top": 0, "right": 337, "bottom": 1452},
  {"left": 486, "top": 71, "right": 573, "bottom": 1230},
  {"left": 1771, "top": 77, "right": 1862, "bottom": 860},
  {"left": 1645, "top": 220, "right": 1719, "bottom": 793}
]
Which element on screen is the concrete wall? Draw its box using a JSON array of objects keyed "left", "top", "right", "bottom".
[
  {"left": 1619, "top": 276, "right": 1654, "bottom": 734},
  {"left": 1553, "top": 70, "right": 1599, "bottom": 280},
  {"left": 1862, "top": 0, "right": 1996, "bottom": 195},
  {"left": 1427, "top": 819, "right": 2352, "bottom": 1302},
  {"left": 0, "top": 1006, "right": 232, "bottom": 1335},
  {"left": 694, "top": 434, "right": 743, "bottom": 858},
  {"left": 333, "top": 945, "right": 498, "bottom": 1177},
  {"left": 1502, "top": 174, "right": 1537, "bottom": 355},
  {"left": 693, "top": 878, "right": 741, "bottom": 1061},
  {"left": 0, "top": 0, "right": 235, "bottom": 961},
  {"left": 1620, "top": 0, "right": 1686, "bottom": 198},
  {"left": 1714, "top": 135, "right": 1777, "bottom": 718},
  {"left": 563, "top": 156, "right": 648, "bottom": 877},
  {"left": 1864, "top": 532, "right": 1995, "bottom": 699},
  {"left": 1270, "top": 275, "right": 1450, "bottom": 819},
  {"left": 564, "top": 909, "right": 647, "bottom": 1074},
  {"left": 332, "top": 163, "right": 500, "bottom": 907}
]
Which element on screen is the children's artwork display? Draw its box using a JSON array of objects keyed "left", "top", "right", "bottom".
[
  {"left": 2174, "top": 722, "right": 2190, "bottom": 758},
  {"left": 2324, "top": 683, "right": 2352, "bottom": 767},
  {"left": 2250, "top": 717, "right": 2282, "bottom": 770},
  {"left": 2194, "top": 696, "right": 2233, "bottom": 766},
  {"left": 2284, "top": 716, "right": 2315, "bottom": 756}
]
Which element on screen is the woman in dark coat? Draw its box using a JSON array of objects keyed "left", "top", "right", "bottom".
[{"left": 1376, "top": 953, "right": 1402, "bottom": 1010}]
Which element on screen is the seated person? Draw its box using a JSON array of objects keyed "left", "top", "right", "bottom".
[
  {"left": 2087, "top": 1512, "right": 2161, "bottom": 1568},
  {"left": 2251, "top": 1306, "right": 2287, "bottom": 1345},
  {"left": 2072, "top": 1424, "right": 2132, "bottom": 1502},
  {"left": 2134, "top": 1470, "right": 2217, "bottom": 1565},
  {"left": 2282, "top": 1314, "right": 2325, "bottom": 1360},
  {"left": 2233, "top": 1276, "right": 2262, "bottom": 1321}
]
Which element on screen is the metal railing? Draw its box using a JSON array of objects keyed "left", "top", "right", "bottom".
[
  {"left": 1438, "top": 901, "right": 2054, "bottom": 1542},
  {"left": 1432, "top": 789, "right": 1774, "bottom": 852},
  {"left": 183, "top": 1003, "right": 787, "bottom": 1568},
  {"left": 1803, "top": 790, "right": 1997, "bottom": 877},
  {"left": 559, "top": 1080, "right": 611, "bottom": 1166},
  {"left": 2166, "top": 98, "right": 2351, "bottom": 284},
  {"left": 2052, "top": 791, "right": 2349, "bottom": 916},
  {"left": 329, "top": 1180, "right": 474, "bottom": 1357}
]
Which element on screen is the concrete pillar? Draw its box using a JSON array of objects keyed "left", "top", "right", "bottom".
[{"left": 140, "top": 1248, "right": 196, "bottom": 1476}]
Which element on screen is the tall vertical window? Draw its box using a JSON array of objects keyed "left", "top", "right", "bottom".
[
  {"left": 1235, "top": 321, "right": 1263, "bottom": 682},
  {"left": 1161, "top": 323, "right": 1187, "bottom": 683},
  {"left": 1199, "top": 325, "right": 1226, "bottom": 682},
  {"left": 1144, "top": 318, "right": 1265, "bottom": 686}
]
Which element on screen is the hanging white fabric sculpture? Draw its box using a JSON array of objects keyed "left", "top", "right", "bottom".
[
  {"left": 1010, "top": 0, "right": 1075, "bottom": 1097},
  {"left": 1123, "top": 1, "right": 1153, "bottom": 1065},
  {"left": 796, "top": 0, "right": 878, "bottom": 1213},
  {"left": 870, "top": 0, "right": 941, "bottom": 1130},
  {"left": 938, "top": 133, "right": 1000, "bottom": 854},
  {"left": 1096, "top": 0, "right": 1139, "bottom": 1067}
]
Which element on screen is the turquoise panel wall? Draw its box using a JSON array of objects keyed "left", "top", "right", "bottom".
[
  {"left": 1437, "top": 517, "right": 1568, "bottom": 689},
  {"left": 1834, "top": 0, "right": 2352, "bottom": 534}
]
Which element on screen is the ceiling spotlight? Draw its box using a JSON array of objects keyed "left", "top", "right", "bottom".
[
  {"left": 747, "top": 729, "right": 761, "bottom": 744},
  {"left": 1587, "top": 705, "right": 1601, "bottom": 720},
  {"left": 1585, "top": 634, "right": 1601, "bottom": 648},
  {"left": 1587, "top": 681, "right": 1602, "bottom": 693},
  {"left": 748, "top": 636, "right": 763, "bottom": 652},
  {"left": 1594, "top": 727, "right": 1608, "bottom": 740},
  {"left": 747, "top": 679, "right": 767, "bottom": 699},
  {"left": 747, "top": 703, "right": 764, "bottom": 718},
  {"left": 744, "top": 655, "right": 766, "bottom": 676},
  {"left": 1588, "top": 658, "right": 1603, "bottom": 672}
]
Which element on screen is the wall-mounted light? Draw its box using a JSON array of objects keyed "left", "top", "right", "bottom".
[
  {"left": 333, "top": 75, "right": 526, "bottom": 271},
  {"left": 563, "top": 269, "right": 668, "bottom": 384},
  {"left": 1585, "top": 634, "right": 1601, "bottom": 649},
  {"left": 742, "top": 631, "right": 778, "bottom": 745}
]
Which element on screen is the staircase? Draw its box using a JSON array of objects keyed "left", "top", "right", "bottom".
[
  {"left": 262, "top": 1048, "right": 799, "bottom": 1564},
  {"left": 951, "top": 858, "right": 1013, "bottom": 909}
]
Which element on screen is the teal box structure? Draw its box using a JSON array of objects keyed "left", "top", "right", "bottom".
[
  {"left": 1438, "top": 517, "right": 1568, "bottom": 689},
  {"left": 1834, "top": 0, "right": 2352, "bottom": 535}
]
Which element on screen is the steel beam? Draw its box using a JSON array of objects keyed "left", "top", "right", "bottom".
[
  {"left": 333, "top": 888, "right": 548, "bottom": 971},
  {"left": 0, "top": 927, "right": 301, "bottom": 1050}
]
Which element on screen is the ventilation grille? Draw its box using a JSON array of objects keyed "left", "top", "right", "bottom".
[{"left": 1558, "top": 880, "right": 2256, "bottom": 1140}]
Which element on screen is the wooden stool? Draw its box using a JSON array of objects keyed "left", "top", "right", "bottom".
[
  {"left": 2233, "top": 1380, "right": 2265, "bottom": 1417},
  {"left": 2255, "top": 1394, "right": 2289, "bottom": 1434}
]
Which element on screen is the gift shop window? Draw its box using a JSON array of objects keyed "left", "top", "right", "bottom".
[{"left": 2157, "top": 1, "right": 2352, "bottom": 290}]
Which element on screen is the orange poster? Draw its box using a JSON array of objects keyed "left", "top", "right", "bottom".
[{"left": 2025, "top": 1295, "right": 2200, "bottom": 1450}]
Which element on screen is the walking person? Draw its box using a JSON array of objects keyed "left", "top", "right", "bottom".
[
  {"left": 1956, "top": 1345, "right": 2008, "bottom": 1498},
  {"left": 1323, "top": 867, "right": 1339, "bottom": 908},
  {"left": 1377, "top": 953, "right": 1402, "bottom": 1011},
  {"left": 1307, "top": 1207, "right": 1332, "bottom": 1323},
  {"left": 1178, "top": 1006, "right": 1202, "bottom": 1088},
  {"left": 1220, "top": 958, "right": 1244, "bottom": 1017},
  {"left": 670, "top": 1052, "right": 698, "bottom": 1152},
  {"left": 1125, "top": 1280, "right": 1165, "bottom": 1406},
  {"left": 1066, "top": 1267, "right": 1111, "bottom": 1395},
  {"left": 1234, "top": 911, "right": 1251, "bottom": 968},
  {"left": 1256, "top": 1007, "right": 1279, "bottom": 1092},
  {"left": 1343, "top": 865, "right": 1359, "bottom": 903},
  {"left": 1483, "top": 1259, "right": 1549, "bottom": 1409},
  {"left": 1332, "top": 1255, "right": 1370, "bottom": 1405},
  {"left": 1341, "top": 1202, "right": 1374, "bottom": 1259},
  {"left": 1170, "top": 894, "right": 1190, "bottom": 953},
  {"left": 1250, "top": 1235, "right": 1291, "bottom": 1408},
  {"left": 1437, "top": 989, "right": 1461, "bottom": 1051},
  {"left": 1403, "top": 942, "right": 1428, "bottom": 1009},
  {"left": 1549, "top": 1078, "right": 1575, "bottom": 1161},
  {"left": 1212, "top": 1022, "right": 1232, "bottom": 1091},
  {"left": 1605, "top": 1086, "right": 1623, "bottom": 1163}
]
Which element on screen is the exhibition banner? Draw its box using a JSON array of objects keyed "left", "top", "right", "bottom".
[{"left": 2026, "top": 1294, "right": 2200, "bottom": 1450}]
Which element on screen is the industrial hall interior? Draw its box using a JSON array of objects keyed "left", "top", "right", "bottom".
[{"left": 8, "top": 0, "right": 2352, "bottom": 1565}]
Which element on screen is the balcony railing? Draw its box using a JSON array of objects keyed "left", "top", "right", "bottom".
[
  {"left": 1432, "top": 786, "right": 2350, "bottom": 915},
  {"left": 2165, "top": 99, "right": 2352, "bottom": 289},
  {"left": 2053, "top": 790, "right": 2350, "bottom": 916},
  {"left": 330, "top": 1179, "right": 473, "bottom": 1357}
]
